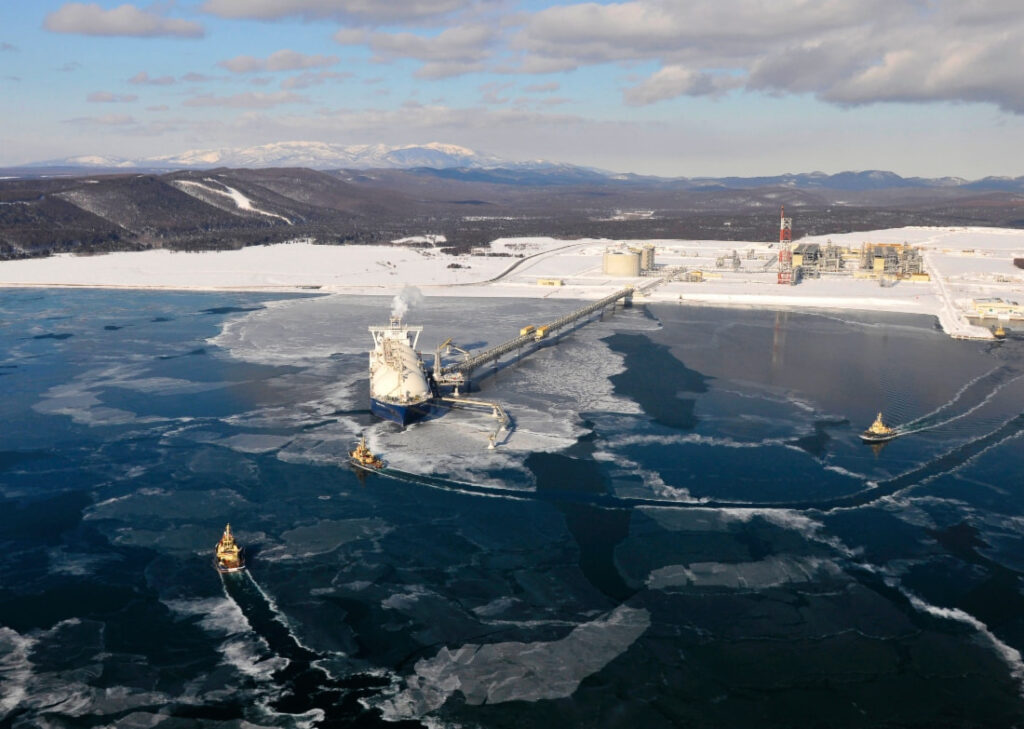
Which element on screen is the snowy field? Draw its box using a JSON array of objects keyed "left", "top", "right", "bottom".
[{"left": 1, "top": 226, "right": 1022, "bottom": 339}]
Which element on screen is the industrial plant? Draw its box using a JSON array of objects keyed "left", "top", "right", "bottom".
[{"left": 774, "top": 207, "right": 928, "bottom": 285}]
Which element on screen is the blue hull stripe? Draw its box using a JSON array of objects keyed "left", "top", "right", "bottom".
[{"left": 370, "top": 398, "right": 432, "bottom": 426}]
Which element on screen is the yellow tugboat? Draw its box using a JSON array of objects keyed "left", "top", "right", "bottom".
[
  {"left": 993, "top": 324, "right": 1007, "bottom": 339},
  {"left": 214, "top": 524, "right": 245, "bottom": 574},
  {"left": 860, "top": 412, "right": 897, "bottom": 444},
  {"left": 349, "top": 436, "right": 384, "bottom": 470}
]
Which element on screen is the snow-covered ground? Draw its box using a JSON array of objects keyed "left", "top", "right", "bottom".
[
  {"left": 172, "top": 179, "right": 293, "bottom": 224},
  {"left": 2, "top": 227, "right": 1022, "bottom": 339}
]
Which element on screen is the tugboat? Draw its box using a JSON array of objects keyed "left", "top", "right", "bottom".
[
  {"left": 349, "top": 436, "right": 384, "bottom": 471},
  {"left": 214, "top": 524, "right": 245, "bottom": 574},
  {"left": 860, "top": 412, "right": 897, "bottom": 444},
  {"left": 993, "top": 324, "right": 1007, "bottom": 339}
]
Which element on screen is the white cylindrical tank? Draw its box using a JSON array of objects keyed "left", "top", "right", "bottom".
[{"left": 602, "top": 249, "right": 641, "bottom": 276}]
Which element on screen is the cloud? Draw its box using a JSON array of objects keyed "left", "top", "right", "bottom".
[
  {"left": 513, "top": 0, "right": 895, "bottom": 66},
  {"left": 524, "top": 81, "right": 559, "bottom": 93},
  {"left": 182, "top": 72, "right": 214, "bottom": 83},
  {"left": 147, "top": 104, "right": 170, "bottom": 111},
  {"left": 200, "top": 0, "right": 471, "bottom": 25},
  {"left": 335, "top": 24, "right": 495, "bottom": 78},
  {"left": 57, "top": 61, "right": 83, "bottom": 72},
  {"left": 129, "top": 71, "right": 176, "bottom": 86},
  {"left": 745, "top": 5, "right": 1024, "bottom": 113},
  {"left": 87, "top": 91, "right": 139, "bottom": 103},
  {"left": 44, "top": 3, "right": 204, "bottom": 38},
  {"left": 509, "top": 0, "right": 1024, "bottom": 114},
  {"left": 479, "top": 80, "right": 513, "bottom": 104},
  {"left": 1, "top": 42, "right": 18, "bottom": 52},
  {"left": 624, "top": 66, "right": 738, "bottom": 105},
  {"left": 183, "top": 91, "right": 308, "bottom": 108},
  {"left": 218, "top": 49, "right": 339, "bottom": 73},
  {"left": 63, "top": 113, "right": 138, "bottom": 126},
  {"left": 58, "top": 114, "right": 198, "bottom": 137},
  {"left": 281, "top": 70, "right": 352, "bottom": 89},
  {"left": 309, "top": 103, "right": 584, "bottom": 136}
]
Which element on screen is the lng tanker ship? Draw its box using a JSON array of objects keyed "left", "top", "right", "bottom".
[{"left": 368, "top": 317, "right": 434, "bottom": 425}]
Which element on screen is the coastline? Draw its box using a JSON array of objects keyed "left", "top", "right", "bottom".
[{"left": 2, "top": 226, "right": 1021, "bottom": 340}]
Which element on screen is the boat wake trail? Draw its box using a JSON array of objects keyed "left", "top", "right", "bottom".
[
  {"left": 894, "top": 366, "right": 1022, "bottom": 436},
  {"left": 375, "top": 413, "right": 1024, "bottom": 514},
  {"left": 220, "top": 571, "right": 407, "bottom": 727}
]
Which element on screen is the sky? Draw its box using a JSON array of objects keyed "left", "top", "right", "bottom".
[{"left": 1, "top": 0, "right": 1023, "bottom": 178}]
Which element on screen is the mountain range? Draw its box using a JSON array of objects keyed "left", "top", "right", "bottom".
[
  {"left": 32, "top": 142, "right": 518, "bottom": 173},
  {"left": 18, "top": 140, "right": 1024, "bottom": 192}
]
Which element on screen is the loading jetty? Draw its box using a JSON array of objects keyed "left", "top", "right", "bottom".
[
  {"left": 434, "top": 286, "right": 636, "bottom": 391},
  {"left": 409, "top": 286, "right": 638, "bottom": 447}
]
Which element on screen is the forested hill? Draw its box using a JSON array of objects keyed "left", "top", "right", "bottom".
[{"left": 3, "top": 166, "right": 1023, "bottom": 260}]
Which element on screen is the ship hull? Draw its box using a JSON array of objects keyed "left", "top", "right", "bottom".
[
  {"left": 860, "top": 432, "right": 896, "bottom": 444},
  {"left": 349, "top": 457, "right": 385, "bottom": 472},
  {"left": 214, "top": 558, "right": 245, "bottom": 574},
  {"left": 370, "top": 397, "right": 432, "bottom": 426}
]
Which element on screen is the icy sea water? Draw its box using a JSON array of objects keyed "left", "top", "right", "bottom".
[{"left": 2, "top": 288, "right": 1024, "bottom": 728}]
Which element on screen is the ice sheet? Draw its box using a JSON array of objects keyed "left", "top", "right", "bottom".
[
  {"left": 373, "top": 605, "right": 650, "bottom": 720},
  {"left": 648, "top": 556, "right": 841, "bottom": 590}
]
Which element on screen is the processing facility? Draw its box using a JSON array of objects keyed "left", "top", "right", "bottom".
[{"left": 775, "top": 208, "right": 928, "bottom": 285}]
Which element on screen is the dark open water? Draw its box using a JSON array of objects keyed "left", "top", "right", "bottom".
[{"left": 1, "top": 289, "right": 1023, "bottom": 728}]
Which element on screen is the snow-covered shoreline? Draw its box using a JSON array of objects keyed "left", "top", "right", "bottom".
[{"left": 2, "top": 227, "right": 1022, "bottom": 340}]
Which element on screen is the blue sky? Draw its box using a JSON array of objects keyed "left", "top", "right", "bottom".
[{"left": 2, "top": 1, "right": 1023, "bottom": 177}]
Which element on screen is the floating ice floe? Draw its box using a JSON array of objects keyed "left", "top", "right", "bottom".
[
  {"left": 260, "top": 518, "right": 392, "bottom": 561},
  {"left": 647, "top": 555, "right": 841, "bottom": 590},
  {"left": 372, "top": 605, "right": 650, "bottom": 720}
]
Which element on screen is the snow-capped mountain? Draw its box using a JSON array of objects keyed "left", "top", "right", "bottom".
[
  {"left": 59, "top": 155, "right": 139, "bottom": 169},
  {"left": 18, "top": 144, "right": 1024, "bottom": 192},
  {"left": 34, "top": 141, "right": 512, "bottom": 171}
]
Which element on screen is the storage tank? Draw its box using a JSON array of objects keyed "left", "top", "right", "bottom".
[{"left": 602, "top": 249, "right": 642, "bottom": 276}]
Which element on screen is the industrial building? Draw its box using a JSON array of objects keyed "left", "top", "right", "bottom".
[
  {"left": 635, "top": 243, "right": 656, "bottom": 271},
  {"left": 972, "top": 297, "right": 1024, "bottom": 319},
  {"left": 858, "top": 243, "right": 926, "bottom": 278}
]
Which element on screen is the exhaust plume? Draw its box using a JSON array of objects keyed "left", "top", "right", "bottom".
[{"left": 390, "top": 286, "right": 424, "bottom": 321}]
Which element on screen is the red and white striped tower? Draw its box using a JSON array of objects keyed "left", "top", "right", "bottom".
[
  {"left": 777, "top": 205, "right": 794, "bottom": 285},
  {"left": 779, "top": 205, "right": 792, "bottom": 246}
]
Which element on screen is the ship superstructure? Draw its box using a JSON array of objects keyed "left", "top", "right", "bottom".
[
  {"left": 214, "top": 524, "right": 245, "bottom": 573},
  {"left": 368, "top": 317, "right": 434, "bottom": 425}
]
